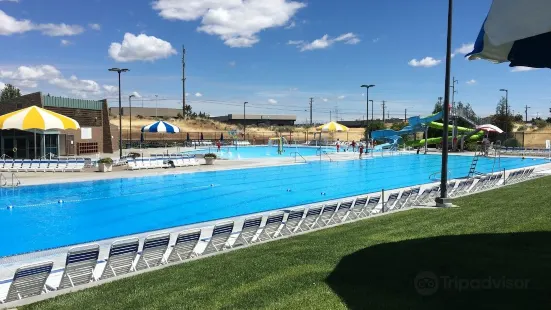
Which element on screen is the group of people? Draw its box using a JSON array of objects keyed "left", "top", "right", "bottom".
[{"left": 335, "top": 139, "right": 378, "bottom": 158}]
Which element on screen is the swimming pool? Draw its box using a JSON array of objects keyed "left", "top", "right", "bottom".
[
  {"left": 184, "top": 145, "right": 336, "bottom": 159},
  {"left": 0, "top": 155, "right": 544, "bottom": 257}
]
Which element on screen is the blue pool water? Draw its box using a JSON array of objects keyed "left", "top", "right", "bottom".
[
  {"left": 184, "top": 146, "right": 336, "bottom": 159},
  {"left": 0, "top": 155, "right": 544, "bottom": 257}
]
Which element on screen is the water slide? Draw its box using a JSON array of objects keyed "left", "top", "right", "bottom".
[{"left": 371, "top": 110, "right": 484, "bottom": 148}]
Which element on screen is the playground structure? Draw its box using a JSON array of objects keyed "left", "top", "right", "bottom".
[
  {"left": 268, "top": 137, "right": 288, "bottom": 155},
  {"left": 371, "top": 107, "right": 486, "bottom": 152}
]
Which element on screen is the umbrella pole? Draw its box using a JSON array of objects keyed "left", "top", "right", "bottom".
[{"left": 34, "top": 131, "right": 37, "bottom": 159}]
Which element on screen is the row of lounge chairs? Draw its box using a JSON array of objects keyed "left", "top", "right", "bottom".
[
  {"left": 501, "top": 147, "right": 551, "bottom": 157},
  {"left": 0, "top": 159, "right": 85, "bottom": 172},
  {"left": 126, "top": 156, "right": 199, "bottom": 170},
  {"left": 1, "top": 167, "right": 539, "bottom": 304}
]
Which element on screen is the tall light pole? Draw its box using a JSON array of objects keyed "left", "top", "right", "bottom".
[
  {"left": 499, "top": 89, "right": 509, "bottom": 135},
  {"left": 361, "top": 84, "right": 375, "bottom": 141},
  {"left": 436, "top": 0, "right": 453, "bottom": 207},
  {"left": 129, "top": 94, "right": 135, "bottom": 144},
  {"left": 155, "top": 95, "right": 158, "bottom": 118},
  {"left": 108, "top": 67, "right": 129, "bottom": 159},
  {"left": 243, "top": 101, "right": 248, "bottom": 140},
  {"left": 369, "top": 100, "right": 374, "bottom": 121}
]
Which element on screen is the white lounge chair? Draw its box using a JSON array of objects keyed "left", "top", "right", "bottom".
[
  {"left": 47, "top": 244, "right": 99, "bottom": 291},
  {"left": 98, "top": 238, "right": 139, "bottom": 280},
  {"left": 255, "top": 213, "right": 285, "bottom": 242},
  {"left": 330, "top": 199, "right": 355, "bottom": 223},
  {"left": 316, "top": 202, "right": 338, "bottom": 228},
  {"left": 297, "top": 206, "right": 322, "bottom": 232},
  {"left": 383, "top": 192, "right": 399, "bottom": 212},
  {"left": 232, "top": 216, "right": 262, "bottom": 247},
  {"left": 135, "top": 233, "right": 170, "bottom": 270},
  {"left": 29, "top": 160, "right": 41, "bottom": 172},
  {"left": 278, "top": 209, "right": 305, "bottom": 236},
  {"left": 393, "top": 190, "right": 412, "bottom": 209},
  {"left": 20, "top": 159, "right": 32, "bottom": 172},
  {"left": 345, "top": 197, "right": 368, "bottom": 221},
  {"left": 202, "top": 222, "right": 234, "bottom": 255},
  {"left": 166, "top": 229, "right": 201, "bottom": 263},
  {"left": 9, "top": 159, "right": 23, "bottom": 172},
  {"left": 55, "top": 160, "right": 68, "bottom": 172},
  {"left": 365, "top": 196, "right": 382, "bottom": 215},
  {"left": 2, "top": 261, "right": 53, "bottom": 303}
]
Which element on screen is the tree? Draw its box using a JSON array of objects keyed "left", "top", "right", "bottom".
[
  {"left": 364, "top": 121, "right": 385, "bottom": 140},
  {"left": 492, "top": 96, "right": 513, "bottom": 134},
  {"left": 514, "top": 114, "right": 524, "bottom": 122},
  {"left": 0, "top": 84, "right": 21, "bottom": 103}
]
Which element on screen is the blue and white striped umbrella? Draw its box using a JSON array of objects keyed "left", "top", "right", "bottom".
[
  {"left": 467, "top": 0, "right": 551, "bottom": 68},
  {"left": 141, "top": 121, "right": 180, "bottom": 133}
]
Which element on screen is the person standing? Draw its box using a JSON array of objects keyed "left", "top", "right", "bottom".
[
  {"left": 351, "top": 140, "right": 356, "bottom": 152},
  {"left": 336, "top": 139, "right": 341, "bottom": 152},
  {"left": 359, "top": 144, "right": 364, "bottom": 158},
  {"left": 216, "top": 140, "right": 221, "bottom": 152}
]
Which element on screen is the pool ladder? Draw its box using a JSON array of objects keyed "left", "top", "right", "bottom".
[
  {"left": 289, "top": 152, "right": 307, "bottom": 163},
  {"left": 0, "top": 173, "right": 21, "bottom": 187},
  {"left": 316, "top": 149, "right": 333, "bottom": 162}
]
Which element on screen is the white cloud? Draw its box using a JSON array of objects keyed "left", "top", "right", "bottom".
[
  {"left": 0, "top": 10, "right": 84, "bottom": 37},
  {"left": 452, "top": 43, "right": 474, "bottom": 57},
  {"left": 36, "top": 23, "right": 84, "bottom": 36},
  {"left": 408, "top": 57, "right": 441, "bottom": 68},
  {"left": 289, "top": 87, "right": 298, "bottom": 91},
  {"left": 284, "top": 21, "right": 296, "bottom": 29},
  {"left": 322, "top": 98, "right": 328, "bottom": 102},
  {"left": 109, "top": 33, "right": 177, "bottom": 62},
  {"left": 195, "top": 92, "right": 202, "bottom": 97},
  {"left": 268, "top": 98, "right": 277, "bottom": 104},
  {"left": 152, "top": 0, "right": 306, "bottom": 47},
  {"left": 0, "top": 65, "right": 61, "bottom": 80},
  {"left": 131, "top": 91, "right": 141, "bottom": 98},
  {"left": 0, "top": 10, "right": 33, "bottom": 35},
  {"left": 102, "top": 85, "right": 118, "bottom": 93},
  {"left": 337, "top": 95, "right": 345, "bottom": 99},
  {"left": 0, "top": 81, "right": 5, "bottom": 89},
  {"left": 89, "top": 23, "right": 101, "bottom": 31},
  {"left": 466, "top": 79, "right": 476, "bottom": 85},
  {"left": 296, "top": 33, "right": 360, "bottom": 51},
  {"left": 229, "top": 61, "right": 236, "bottom": 67},
  {"left": 0, "top": 0, "right": 19, "bottom": 2},
  {"left": 511, "top": 66, "right": 538, "bottom": 72},
  {"left": 60, "top": 39, "right": 72, "bottom": 46},
  {"left": 185, "top": 92, "right": 189, "bottom": 97},
  {"left": 49, "top": 75, "right": 101, "bottom": 96},
  {"left": 287, "top": 40, "right": 304, "bottom": 45}
]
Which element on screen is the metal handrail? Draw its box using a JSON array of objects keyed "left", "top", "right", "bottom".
[
  {"left": 0, "top": 173, "right": 7, "bottom": 186},
  {"left": 429, "top": 170, "right": 452, "bottom": 181},
  {"left": 289, "top": 152, "right": 307, "bottom": 163},
  {"left": 316, "top": 149, "right": 333, "bottom": 162},
  {"left": 11, "top": 173, "right": 20, "bottom": 187}
]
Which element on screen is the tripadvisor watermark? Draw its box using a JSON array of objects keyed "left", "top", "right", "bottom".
[{"left": 414, "top": 271, "right": 530, "bottom": 296}]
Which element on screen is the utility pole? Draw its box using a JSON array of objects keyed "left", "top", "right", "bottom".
[
  {"left": 525, "top": 105, "right": 530, "bottom": 123},
  {"left": 382, "top": 101, "right": 387, "bottom": 123},
  {"left": 451, "top": 77, "right": 458, "bottom": 108},
  {"left": 330, "top": 110, "right": 332, "bottom": 121},
  {"left": 335, "top": 106, "right": 339, "bottom": 121},
  {"left": 243, "top": 101, "right": 248, "bottom": 139},
  {"left": 404, "top": 108, "right": 407, "bottom": 122},
  {"left": 182, "top": 45, "right": 186, "bottom": 119},
  {"left": 309, "top": 97, "right": 313, "bottom": 126},
  {"left": 369, "top": 100, "right": 374, "bottom": 121}
]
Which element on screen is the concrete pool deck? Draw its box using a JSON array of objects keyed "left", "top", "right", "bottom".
[{"left": 8, "top": 150, "right": 402, "bottom": 186}]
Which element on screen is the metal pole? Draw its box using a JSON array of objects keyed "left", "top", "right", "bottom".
[
  {"left": 505, "top": 90, "right": 508, "bottom": 135},
  {"left": 366, "top": 88, "right": 369, "bottom": 140},
  {"left": 129, "top": 95, "right": 132, "bottom": 145},
  {"left": 182, "top": 45, "right": 186, "bottom": 119},
  {"left": 118, "top": 71, "right": 122, "bottom": 159},
  {"left": 438, "top": 0, "right": 453, "bottom": 205},
  {"left": 243, "top": 102, "right": 247, "bottom": 140}
]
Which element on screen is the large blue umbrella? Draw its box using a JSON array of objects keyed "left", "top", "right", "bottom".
[
  {"left": 141, "top": 121, "right": 180, "bottom": 133},
  {"left": 467, "top": 0, "right": 551, "bottom": 68}
]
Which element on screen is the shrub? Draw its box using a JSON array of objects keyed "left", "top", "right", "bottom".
[
  {"left": 534, "top": 119, "right": 547, "bottom": 130},
  {"left": 503, "top": 138, "right": 520, "bottom": 147},
  {"left": 98, "top": 157, "right": 113, "bottom": 164},
  {"left": 517, "top": 126, "right": 526, "bottom": 131},
  {"left": 204, "top": 153, "right": 217, "bottom": 159}
]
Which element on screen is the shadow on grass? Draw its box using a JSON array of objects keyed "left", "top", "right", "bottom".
[{"left": 326, "top": 232, "right": 551, "bottom": 310}]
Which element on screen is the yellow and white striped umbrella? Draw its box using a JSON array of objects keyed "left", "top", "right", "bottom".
[
  {"left": 316, "top": 121, "right": 349, "bottom": 132},
  {"left": 0, "top": 105, "right": 80, "bottom": 130}
]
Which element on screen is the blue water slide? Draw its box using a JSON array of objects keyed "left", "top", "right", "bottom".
[{"left": 371, "top": 111, "right": 443, "bottom": 140}]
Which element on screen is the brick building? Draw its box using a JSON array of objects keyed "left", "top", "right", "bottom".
[{"left": 0, "top": 92, "right": 118, "bottom": 158}]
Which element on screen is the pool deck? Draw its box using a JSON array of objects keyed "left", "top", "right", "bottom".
[{"left": 9, "top": 150, "right": 394, "bottom": 186}]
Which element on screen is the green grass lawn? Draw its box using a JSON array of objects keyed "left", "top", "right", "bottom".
[{"left": 23, "top": 177, "right": 551, "bottom": 310}]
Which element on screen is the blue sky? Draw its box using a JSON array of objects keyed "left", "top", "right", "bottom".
[{"left": 1, "top": 0, "right": 550, "bottom": 122}]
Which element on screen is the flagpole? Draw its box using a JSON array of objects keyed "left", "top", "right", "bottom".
[{"left": 437, "top": 0, "right": 454, "bottom": 208}]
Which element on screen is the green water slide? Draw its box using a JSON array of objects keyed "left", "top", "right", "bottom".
[{"left": 406, "top": 122, "right": 484, "bottom": 147}]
